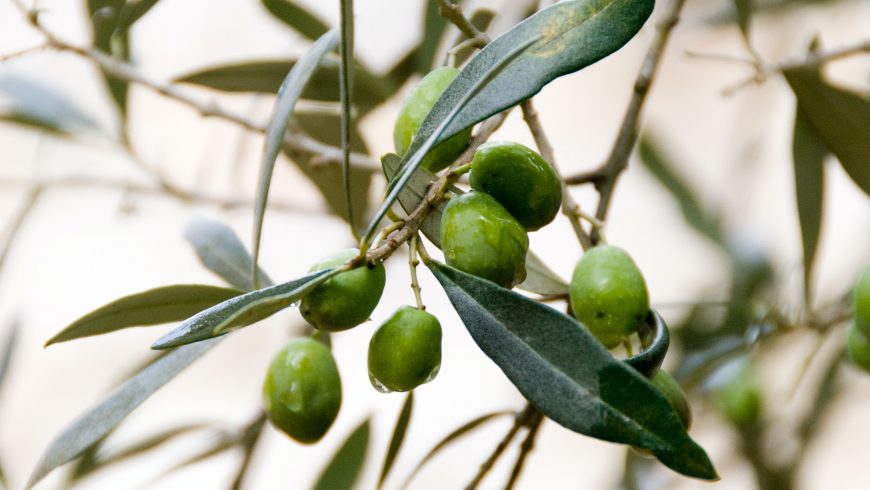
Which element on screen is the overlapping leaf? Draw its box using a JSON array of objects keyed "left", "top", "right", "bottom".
[
  {"left": 151, "top": 269, "right": 337, "bottom": 349},
  {"left": 184, "top": 216, "right": 273, "bottom": 290},
  {"left": 45, "top": 284, "right": 244, "bottom": 346},
  {"left": 429, "top": 262, "right": 717, "bottom": 480},
  {"left": 313, "top": 419, "right": 370, "bottom": 490},
  {"left": 791, "top": 107, "right": 827, "bottom": 297}
]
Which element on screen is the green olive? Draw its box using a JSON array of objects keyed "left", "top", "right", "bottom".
[
  {"left": 569, "top": 245, "right": 649, "bottom": 349},
  {"left": 714, "top": 365, "right": 761, "bottom": 429},
  {"left": 847, "top": 323, "right": 870, "bottom": 373},
  {"left": 440, "top": 191, "right": 529, "bottom": 288},
  {"left": 652, "top": 370, "right": 692, "bottom": 429},
  {"left": 469, "top": 141, "right": 562, "bottom": 231},
  {"left": 262, "top": 338, "right": 342, "bottom": 443},
  {"left": 853, "top": 266, "right": 870, "bottom": 337},
  {"left": 300, "top": 248, "right": 386, "bottom": 332},
  {"left": 393, "top": 66, "right": 473, "bottom": 172},
  {"left": 368, "top": 306, "right": 442, "bottom": 392}
]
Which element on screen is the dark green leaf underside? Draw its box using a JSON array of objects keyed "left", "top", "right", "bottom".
[{"left": 429, "top": 262, "right": 717, "bottom": 480}]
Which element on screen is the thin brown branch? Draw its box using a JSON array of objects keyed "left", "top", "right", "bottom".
[
  {"left": 465, "top": 404, "right": 539, "bottom": 490},
  {"left": 0, "top": 187, "right": 42, "bottom": 273},
  {"left": 520, "top": 100, "right": 593, "bottom": 250},
  {"left": 586, "top": 0, "right": 686, "bottom": 242},
  {"left": 504, "top": 409, "right": 544, "bottom": 490},
  {"left": 437, "top": 0, "right": 490, "bottom": 48}
]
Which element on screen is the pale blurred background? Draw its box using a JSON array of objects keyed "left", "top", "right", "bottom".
[{"left": 0, "top": 0, "right": 868, "bottom": 489}]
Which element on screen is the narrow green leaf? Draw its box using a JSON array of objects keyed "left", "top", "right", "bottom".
[
  {"left": 732, "top": 0, "right": 752, "bottom": 42},
  {"left": 0, "top": 110, "right": 70, "bottom": 135},
  {"left": 637, "top": 133, "right": 724, "bottom": 245},
  {"left": 184, "top": 216, "right": 273, "bottom": 291},
  {"left": 428, "top": 262, "right": 718, "bottom": 480},
  {"left": 404, "top": 0, "right": 654, "bottom": 169},
  {"left": 792, "top": 106, "right": 827, "bottom": 299},
  {"left": 114, "top": 0, "right": 161, "bottom": 34},
  {"left": 151, "top": 269, "right": 338, "bottom": 350},
  {"left": 87, "top": 0, "right": 130, "bottom": 117},
  {"left": 252, "top": 29, "right": 339, "bottom": 288},
  {"left": 0, "top": 321, "right": 18, "bottom": 402},
  {"left": 71, "top": 423, "right": 209, "bottom": 480},
  {"left": 784, "top": 67, "right": 870, "bottom": 195},
  {"left": 378, "top": 392, "right": 413, "bottom": 489},
  {"left": 261, "top": 0, "right": 330, "bottom": 40},
  {"left": 26, "top": 338, "right": 220, "bottom": 489},
  {"left": 313, "top": 418, "right": 370, "bottom": 490},
  {"left": 45, "top": 285, "right": 244, "bottom": 346},
  {"left": 624, "top": 311, "right": 670, "bottom": 380},
  {"left": 402, "top": 410, "right": 513, "bottom": 489},
  {"left": 363, "top": 36, "right": 540, "bottom": 245},
  {"left": 230, "top": 414, "right": 267, "bottom": 490},
  {"left": 381, "top": 153, "right": 568, "bottom": 296},
  {"left": 0, "top": 75, "right": 100, "bottom": 134},
  {"left": 156, "top": 430, "right": 238, "bottom": 479},
  {"left": 338, "top": 0, "right": 356, "bottom": 235}
]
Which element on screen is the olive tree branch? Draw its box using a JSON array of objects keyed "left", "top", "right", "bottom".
[
  {"left": 503, "top": 407, "right": 544, "bottom": 490},
  {"left": 563, "top": 0, "right": 687, "bottom": 244},
  {"left": 437, "top": 0, "right": 490, "bottom": 48},
  {"left": 464, "top": 403, "right": 540, "bottom": 490},
  {"left": 0, "top": 187, "right": 42, "bottom": 274},
  {"left": 520, "top": 100, "right": 593, "bottom": 250},
  {"left": 9, "top": 2, "right": 380, "bottom": 172}
]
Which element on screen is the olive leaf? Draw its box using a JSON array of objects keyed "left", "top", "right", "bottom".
[
  {"left": 184, "top": 216, "right": 273, "bottom": 290},
  {"left": 338, "top": 0, "right": 356, "bottom": 234},
  {"left": 25, "top": 338, "right": 221, "bottom": 489},
  {"left": 624, "top": 311, "right": 670, "bottom": 380},
  {"left": 428, "top": 261, "right": 718, "bottom": 480},
  {"left": 0, "top": 75, "right": 101, "bottom": 135},
  {"left": 378, "top": 391, "right": 413, "bottom": 489},
  {"left": 150, "top": 269, "right": 338, "bottom": 350},
  {"left": 732, "top": 0, "right": 753, "bottom": 43},
  {"left": 381, "top": 153, "right": 568, "bottom": 296},
  {"left": 313, "top": 418, "right": 370, "bottom": 490},
  {"left": 44, "top": 284, "right": 245, "bottom": 346},
  {"left": 261, "top": 0, "right": 330, "bottom": 41},
  {"left": 402, "top": 410, "right": 513, "bottom": 489},
  {"left": 252, "top": 29, "right": 339, "bottom": 288},
  {"left": 784, "top": 66, "right": 870, "bottom": 196},
  {"left": 791, "top": 107, "right": 827, "bottom": 298}
]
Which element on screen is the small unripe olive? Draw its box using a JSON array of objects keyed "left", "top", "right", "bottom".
[
  {"left": 569, "top": 245, "right": 649, "bottom": 349},
  {"left": 368, "top": 306, "right": 442, "bottom": 392},
  {"left": 853, "top": 266, "right": 870, "bottom": 337},
  {"left": 714, "top": 366, "right": 761, "bottom": 429},
  {"left": 300, "top": 248, "right": 386, "bottom": 332},
  {"left": 469, "top": 141, "right": 562, "bottom": 231},
  {"left": 652, "top": 370, "right": 692, "bottom": 429},
  {"left": 440, "top": 191, "right": 529, "bottom": 288},
  {"left": 393, "top": 66, "right": 472, "bottom": 172},
  {"left": 847, "top": 323, "right": 870, "bottom": 373},
  {"left": 262, "top": 338, "right": 342, "bottom": 443}
]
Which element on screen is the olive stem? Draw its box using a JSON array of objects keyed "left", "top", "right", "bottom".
[
  {"left": 503, "top": 409, "right": 544, "bottom": 490},
  {"left": 519, "top": 100, "right": 594, "bottom": 251},
  {"left": 465, "top": 403, "right": 539, "bottom": 490},
  {"left": 436, "top": 0, "right": 490, "bottom": 48},
  {"left": 409, "top": 235, "right": 426, "bottom": 311}
]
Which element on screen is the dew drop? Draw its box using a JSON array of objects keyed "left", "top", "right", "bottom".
[{"left": 368, "top": 372, "right": 393, "bottom": 393}]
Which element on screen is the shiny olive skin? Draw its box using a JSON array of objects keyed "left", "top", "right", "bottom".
[
  {"left": 300, "top": 248, "right": 386, "bottom": 332},
  {"left": 368, "top": 306, "right": 442, "bottom": 392},
  {"left": 440, "top": 191, "right": 529, "bottom": 288},
  {"left": 569, "top": 245, "right": 649, "bottom": 349},
  {"left": 847, "top": 323, "right": 870, "bottom": 373},
  {"left": 262, "top": 338, "right": 342, "bottom": 443},
  {"left": 714, "top": 366, "right": 761, "bottom": 429},
  {"left": 854, "top": 266, "right": 870, "bottom": 337},
  {"left": 469, "top": 141, "right": 562, "bottom": 231},
  {"left": 393, "top": 66, "right": 472, "bottom": 172},
  {"left": 653, "top": 370, "right": 692, "bottom": 429}
]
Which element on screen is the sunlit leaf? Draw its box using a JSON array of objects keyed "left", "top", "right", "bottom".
[
  {"left": 378, "top": 392, "right": 413, "bottom": 489},
  {"left": 313, "top": 418, "right": 370, "bottom": 490},
  {"left": 26, "top": 338, "right": 221, "bottom": 489},
  {"left": 261, "top": 0, "right": 329, "bottom": 40},
  {"left": 151, "top": 269, "right": 337, "bottom": 350},
  {"left": 429, "top": 262, "right": 718, "bottom": 480},
  {"left": 45, "top": 284, "right": 244, "bottom": 346},
  {"left": 637, "top": 133, "right": 724, "bottom": 246},
  {"left": 792, "top": 106, "right": 827, "bottom": 298},
  {"left": 184, "top": 216, "right": 273, "bottom": 291},
  {"left": 381, "top": 153, "right": 568, "bottom": 296},
  {"left": 252, "top": 29, "right": 339, "bottom": 287},
  {"left": 784, "top": 67, "right": 870, "bottom": 195},
  {"left": 402, "top": 410, "right": 513, "bottom": 489}
]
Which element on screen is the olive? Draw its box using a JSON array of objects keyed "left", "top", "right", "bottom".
[
  {"left": 713, "top": 365, "right": 762, "bottom": 429},
  {"left": 847, "top": 323, "right": 870, "bottom": 373},
  {"left": 300, "top": 248, "right": 386, "bottom": 332},
  {"left": 262, "top": 338, "right": 342, "bottom": 443},
  {"left": 440, "top": 191, "right": 529, "bottom": 288},
  {"left": 469, "top": 141, "right": 562, "bottom": 231},
  {"left": 393, "top": 66, "right": 473, "bottom": 172},
  {"left": 853, "top": 266, "right": 870, "bottom": 337},
  {"left": 569, "top": 245, "right": 649, "bottom": 349},
  {"left": 652, "top": 370, "right": 692, "bottom": 429},
  {"left": 368, "top": 306, "right": 442, "bottom": 392}
]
